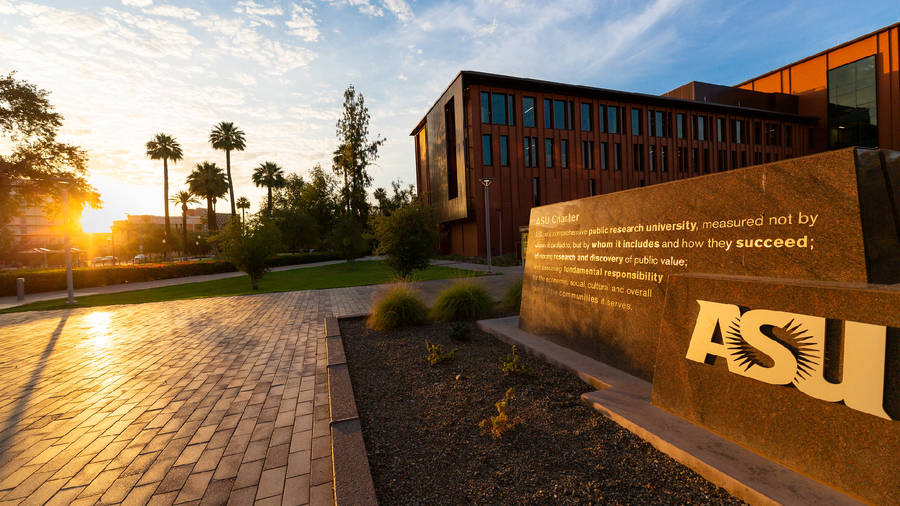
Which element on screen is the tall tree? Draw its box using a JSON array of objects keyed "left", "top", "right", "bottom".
[
  {"left": 145, "top": 133, "right": 183, "bottom": 254},
  {"left": 0, "top": 72, "right": 100, "bottom": 256},
  {"left": 169, "top": 190, "right": 199, "bottom": 255},
  {"left": 209, "top": 121, "right": 246, "bottom": 217},
  {"left": 251, "top": 161, "right": 286, "bottom": 215},
  {"left": 332, "top": 85, "right": 385, "bottom": 225},
  {"left": 236, "top": 196, "right": 251, "bottom": 224},
  {"left": 186, "top": 162, "right": 228, "bottom": 232}
]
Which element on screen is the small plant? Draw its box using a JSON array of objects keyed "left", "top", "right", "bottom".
[
  {"left": 500, "top": 278, "right": 523, "bottom": 313},
  {"left": 479, "top": 388, "right": 515, "bottom": 439},
  {"left": 449, "top": 322, "right": 470, "bottom": 341},
  {"left": 430, "top": 282, "right": 494, "bottom": 322},
  {"left": 367, "top": 284, "right": 428, "bottom": 330},
  {"left": 425, "top": 339, "right": 458, "bottom": 365},
  {"left": 500, "top": 345, "right": 531, "bottom": 375}
]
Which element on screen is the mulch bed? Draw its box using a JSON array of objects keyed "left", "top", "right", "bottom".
[{"left": 340, "top": 317, "right": 744, "bottom": 505}]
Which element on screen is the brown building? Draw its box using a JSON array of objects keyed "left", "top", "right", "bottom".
[{"left": 412, "top": 23, "right": 900, "bottom": 258}]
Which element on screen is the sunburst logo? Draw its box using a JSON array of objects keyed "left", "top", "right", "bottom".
[{"left": 685, "top": 300, "right": 893, "bottom": 420}]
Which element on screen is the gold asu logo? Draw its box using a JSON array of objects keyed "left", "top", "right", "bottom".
[{"left": 685, "top": 300, "right": 893, "bottom": 420}]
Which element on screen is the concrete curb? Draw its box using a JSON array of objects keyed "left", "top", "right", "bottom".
[
  {"left": 324, "top": 316, "right": 378, "bottom": 506},
  {"left": 477, "top": 316, "right": 862, "bottom": 506}
]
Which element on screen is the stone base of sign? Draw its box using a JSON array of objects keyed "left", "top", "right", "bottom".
[
  {"left": 478, "top": 316, "right": 862, "bottom": 506},
  {"left": 652, "top": 275, "right": 899, "bottom": 505}
]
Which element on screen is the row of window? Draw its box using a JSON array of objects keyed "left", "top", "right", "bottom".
[
  {"left": 480, "top": 91, "right": 803, "bottom": 147},
  {"left": 482, "top": 133, "right": 791, "bottom": 172}
]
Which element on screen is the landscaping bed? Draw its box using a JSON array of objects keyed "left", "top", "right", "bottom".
[{"left": 340, "top": 317, "right": 743, "bottom": 505}]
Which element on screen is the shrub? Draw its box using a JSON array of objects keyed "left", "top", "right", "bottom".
[
  {"left": 430, "top": 282, "right": 494, "bottom": 322},
  {"left": 217, "top": 218, "right": 283, "bottom": 290},
  {"left": 424, "top": 339, "right": 458, "bottom": 365},
  {"left": 330, "top": 215, "right": 368, "bottom": 266},
  {"left": 500, "top": 346, "right": 531, "bottom": 376},
  {"left": 449, "top": 322, "right": 470, "bottom": 342},
  {"left": 500, "top": 278, "right": 523, "bottom": 313},
  {"left": 373, "top": 198, "right": 437, "bottom": 279},
  {"left": 367, "top": 285, "right": 428, "bottom": 330},
  {"left": 479, "top": 388, "right": 515, "bottom": 439}
]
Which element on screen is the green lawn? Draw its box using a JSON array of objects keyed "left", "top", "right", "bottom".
[{"left": 1, "top": 260, "right": 484, "bottom": 313}]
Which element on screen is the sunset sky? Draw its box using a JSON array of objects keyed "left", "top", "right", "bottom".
[{"left": 0, "top": 0, "right": 895, "bottom": 232}]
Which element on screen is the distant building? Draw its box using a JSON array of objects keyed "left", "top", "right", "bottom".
[
  {"left": 111, "top": 209, "right": 230, "bottom": 253},
  {"left": 7, "top": 204, "right": 65, "bottom": 249},
  {"left": 412, "top": 23, "right": 900, "bottom": 258}
]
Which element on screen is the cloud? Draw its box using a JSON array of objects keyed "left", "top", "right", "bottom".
[
  {"left": 286, "top": 4, "right": 320, "bottom": 42},
  {"left": 382, "top": 0, "right": 413, "bottom": 22},
  {"left": 234, "top": 0, "right": 284, "bottom": 17},
  {"left": 194, "top": 14, "right": 316, "bottom": 74},
  {"left": 143, "top": 4, "right": 201, "bottom": 20},
  {"left": 121, "top": 0, "right": 152, "bottom": 6}
]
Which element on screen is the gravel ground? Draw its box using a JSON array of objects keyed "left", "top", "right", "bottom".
[{"left": 340, "top": 317, "right": 745, "bottom": 505}]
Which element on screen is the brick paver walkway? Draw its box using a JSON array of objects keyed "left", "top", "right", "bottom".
[{"left": 0, "top": 267, "right": 521, "bottom": 505}]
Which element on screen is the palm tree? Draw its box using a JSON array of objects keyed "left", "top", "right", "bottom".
[
  {"left": 170, "top": 190, "right": 200, "bottom": 255},
  {"left": 252, "top": 161, "right": 286, "bottom": 215},
  {"left": 209, "top": 121, "right": 246, "bottom": 217},
  {"left": 236, "top": 197, "right": 251, "bottom": 224},
  {"left": 145, "top": 133, "right": 183, "bottom": 256},
  {"left": 186, "top": 162, "right": 229, "bottom": 232}
]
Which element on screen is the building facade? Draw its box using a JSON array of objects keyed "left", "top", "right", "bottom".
[
  {"left": 7, "top": 204, "right": 65, "bottom": 249},
  {"left": 412, "top": 23, "right": 900, "bottom": 258}
]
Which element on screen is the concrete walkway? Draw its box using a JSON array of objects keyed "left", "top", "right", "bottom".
[
  {"left": 0, "top": 257, "right": 386, "bottom": 311},
  {"left": 0, "top": 267, "right": 521, "bottom": 505}
]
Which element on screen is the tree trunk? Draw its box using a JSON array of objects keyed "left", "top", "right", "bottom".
[
  {"left": 267, "top": 186, "right": 273, "bottom": 216},
  {"left": 226, "top": 150, "right": 236, "bottom": 216},
  {"left": 251, "top": 275, "right": 258, "bottom": 290},
  {"left": 207, "top": 197, "right": 216, "bottom": 231},
  {"left": 182, "top": 204, "right": 188, "bottom": 256},
  {"left": 163, "top": 158, "right": 170, "bottom": 261}
]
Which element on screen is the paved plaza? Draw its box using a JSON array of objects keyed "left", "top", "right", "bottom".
[{"left": 0, "top": 266, "right": 520, "bottom": 505}]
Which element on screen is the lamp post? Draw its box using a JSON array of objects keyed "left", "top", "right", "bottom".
[
  {"left": 479, "top": 178, "right": 493, "bottom": 273},
  {"left": 61, "top": 182, "right": 76, "bottom": 305}
]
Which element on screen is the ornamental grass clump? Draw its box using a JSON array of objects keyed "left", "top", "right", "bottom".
[
  {"left": 430, "top": 282, "right": 494, "bottom": 322},
  {"left": 367, "top": 284, "right": 428, "bottom": 330},
  {"left": 500, "top": 278, "right": 523, "bottom": 313}
]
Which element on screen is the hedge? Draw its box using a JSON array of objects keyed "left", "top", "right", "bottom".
[{"left": 0, "top": 251, "right": 341, "bottom": 296}]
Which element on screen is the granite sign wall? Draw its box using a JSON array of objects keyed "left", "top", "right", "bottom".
[
  {"left": 652, "top": 273, "right": 899, "bottom": 504},
  {"left": 519, "top": 148, "right": 900, "bottom": 380}
]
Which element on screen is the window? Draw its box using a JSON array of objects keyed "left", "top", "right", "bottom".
[
  {"left": 480, "top": 92, "right": 490, "bottom": 123},
  {"left": 523, "top": 96, "right": 536, "bottom": 127},
  {"left": 648, "top": 145, "right": 656, "bottom": 172},
  {"left": 828, "top": 55, "right": 878, "bottom": 148},
  {"left": 553, "top": 99, "right": 566, "bottom": 129},
  {"left": 676, "top": 113, "right": 685, "bottom": 139},
  {"left": 507, "top": 95, "right": 515, "bottom": 126},
  {"left": 693, "top": 115, "right": 707, "bottom": 140},
  {"left": 499, "top": 135, "right": 509, "bottom": 166},
  {"left": 741, "top": 151, "right": 747, "bottom": 167},
  {"left": 718, "top": 149, "right": 726, "bottom": 171},
  {"left": 614, "top": 143, "right": 621, "bottom": 170},
  {"left": 481, "top": 92, "right": 512, "bottom": 124},
  {"left": 600, "top": 142, "right": 608, "bottom": 170},
  {"left": 632, "top": 108, "right": 642, "bottom": 135},
  {"left": 731, "top": 150, "right": 737, "bottom": 170},
  {"left": 785, "top": 125, "right": 792, "bottom": 148},
  {"left": 608, "top": 106, "right": 619, "bottom": 134},
  {"left": 582, "top": 141, "right": 594, "bottom": 169},
  {"left": 561, "top": 139, "right": 569, "bottom": 168},
  {"left": 545, "top": 138, "right": 554, "bottom": 168},
  {"left": 482, "top": 134, "right": 492, "bottom": 165},
  {"left": 567, "top": 101, "right": 574, "bottom": 130},
  {"left": 766, "top": 152, "right": 771, "bottom": 163},
  {"left": 445, "top": 100, "right": 458, "bottom": 199},
  {"left": 754, "top": 152, "right": 762, "bottom": 165},
  {"left": 581, "top": 103, "right": 592, "bottom": 131},
  {"left": 732, "top": 119, "right": 745, "bottom": 144},
  {"left": 648, "top": 110, "right": 666, "bottom": 137},
  {"left": 692, "top": 148, "right": 699, "bottom": 172},
  {"left": 524, "top": 137, "right": 538, "bottom": 168},
  {"left": 717, "top": 118, "right": 724, "bottom": 142},
  {"left": 633, "top": 143, "right": 643, "bottom": 171},
  {"left": 703, "top": 148, "right": 710, "bottom": 173},
  {"left": 598, "top": 105, "right": 606, "bottom": 132},
  {"left": 543, "top": 99, "right": 552, "bottom": 128},
  {"left": 753, "top": 122, "right": 761, "bottom": 145},
  {"left": 677, "top": 147, "right": 686, "bottom": 173},
  {"left": 589, "top": 178, "right": 596, "bottom": 196},
  {"left": 765, "top": 123, "right": 779, "bottom": 145},
  {"left": 661, "top": 145, "right": 668, "bottom": 172},
  {"left": 532, "top": 177, "right": 540, "bottom": 207},
  {"left": 491, "top": 93, "right": 507, "bottom": 125}
]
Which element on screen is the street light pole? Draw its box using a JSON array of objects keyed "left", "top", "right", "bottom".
[
  {"left": 62, "top": 184, "right": 76, "bottom": 305},
  {"left": 479, "top": 178, "right": 493, "bottom": 273}
]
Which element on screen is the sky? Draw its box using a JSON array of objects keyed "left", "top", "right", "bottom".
[{"left": 0, "top": 0, "right": 897, "bottom": 232}]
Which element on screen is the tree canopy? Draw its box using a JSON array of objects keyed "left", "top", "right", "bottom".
[{"left": 332, "top": 84, "right": 384, "bottom": 226}]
